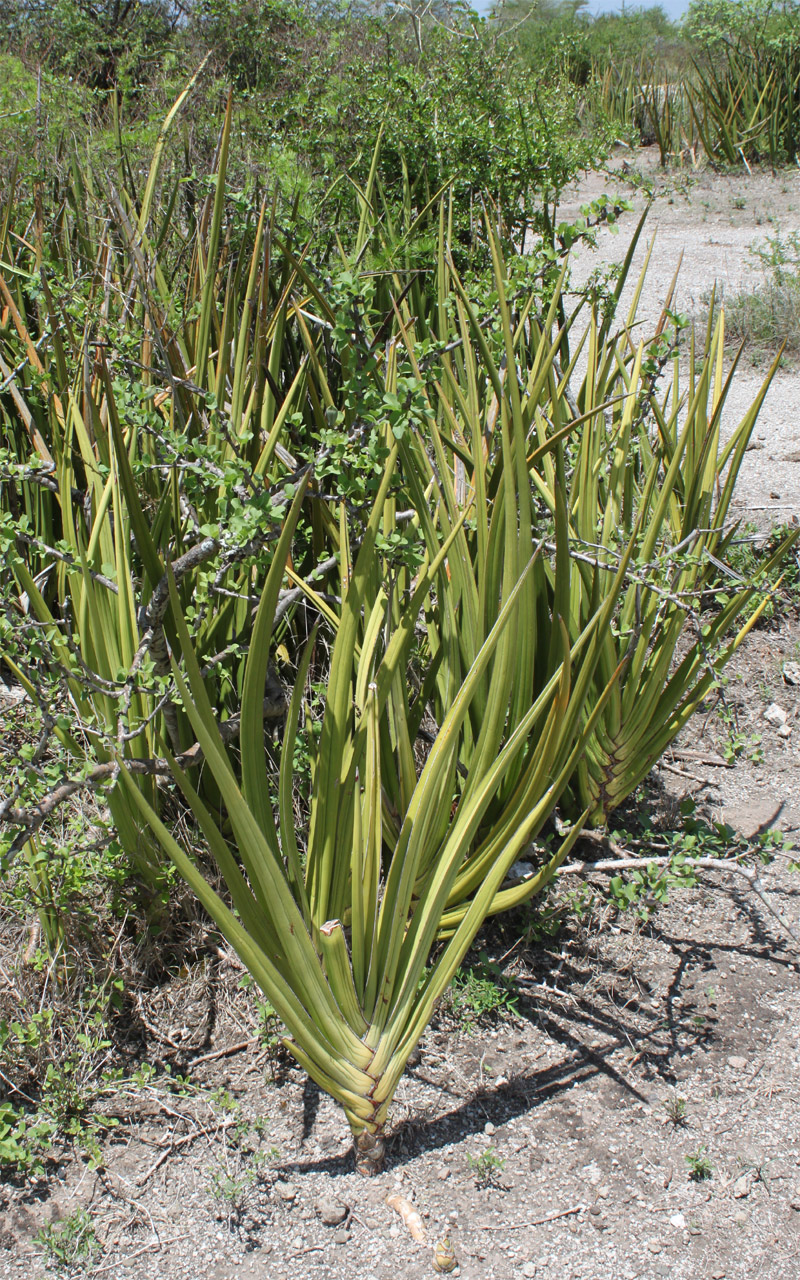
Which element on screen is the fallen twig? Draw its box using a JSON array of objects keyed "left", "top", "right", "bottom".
[
  {"left": 135, "top": 1117, "right": 236, "bottom": 1187},
  {"left": 90, "top": 1235, "right": 189, "bottom": 1274},
  {"left": 187, "top": 1039, "right": 254, "bottom": 1068},
  {"left": 481, "top": 1203, "right": 585, "bottom": 1230}
]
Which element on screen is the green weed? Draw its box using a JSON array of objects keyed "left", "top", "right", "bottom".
[
  {"left": 467, "top": 1146, "right": 506, "bottom": 1189},
  {"left": 35, "top": 1208, "right": 101, "bottom": 1269},
  {"left": 449, "top": 956, "right": 520, "bottom": 1032},
  {"left": 686, "top": 1146, "right": 714, "bottom": 1181}
]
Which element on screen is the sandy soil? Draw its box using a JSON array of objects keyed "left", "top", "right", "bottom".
[{"left": 563, "top": 148, "right": 800, "bottom": 532}]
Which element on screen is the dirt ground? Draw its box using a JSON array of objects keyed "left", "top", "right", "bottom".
[
  {"left": 2, "top": 152, "right": 800, "bottom": 1280},
  {"left": 563, "top": 147, "right": 800, "bottom": 531}
]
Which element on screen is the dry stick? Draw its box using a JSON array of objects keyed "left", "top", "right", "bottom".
[
  {"left": 481, "top": 1204, "right": 586, "bottom": 1230},
  {"left": 558, "top": 854, "right": 800, "bottom": 947},
  {"left": 187, "top": 1039, "right": 254, "bottom": 1068},
  {"left": 135, "top": 1132, "right": 196, "bottom": 1187},
  {"left": 135, "top": 1117, "right": 237, "bottom": 1188},
  {"left": 657, "top": 760, "right": 714, "bottom": 786},
  {"left": 671, "top": 748, "right": 734, "bottom": 768},
  {"left": 89, "top": 1235, "right": 190, "bottom": 1275}
]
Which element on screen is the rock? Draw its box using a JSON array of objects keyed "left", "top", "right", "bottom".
[
  {"left": 484, "top": 1121, "right": 496, "bottom": 1135},
  {"left": 726, "top": 1055, "right": 748, "bottom": 1071},
  {"left": 276, "top": 1182, "right": 297, "bottom": 1203},
  {"left": 670, "top": 1213, "right": 686, "bottom": 1229},
  {"left": 597, "top": 1185, "right": 610, "bottom": 1199},
  {"left": 647, "top": 1238, "right": 662, "bottom": 1254},
  {"left": 764, "top": 703, "right": 788, "bottom": 726},
  {"left": 582, "top": 1161, "right": 602, "bottom": 1186},
  {"left": 314, "top": 1196, "right": 348, "bottom": 1226},
  {"left": 734, "top": 1210, "right": 749, "bottom": 1227},
  {"left": 437, "top": 1166, "right": 451, "bottom": 1181},
  {"left": 733, "top": 1175, "right": 750, "bottom": 1199},
  {"left": 783, "top": 662, "right": 800, "bottom": 686},
  {"left": 778, "top": 722, "right": 793, "bottom": 738},
  {"left": 522, "top": 1263, "right": 537, "bottom": 1278},
  {"left": 333, "top": 1229, "right": 350, "bottom": 1245}
]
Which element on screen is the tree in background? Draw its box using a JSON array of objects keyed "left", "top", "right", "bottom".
[
  {"left": 492, "top": 0, "right": 683, "bottom": 80},
  {"left": 0, "top": 0, "right": 182, "bottom": 89}
]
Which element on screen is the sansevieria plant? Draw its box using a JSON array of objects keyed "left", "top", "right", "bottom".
[
  {"left": 117, "top": 433, "right": 633, "bottom": 1171},
  {"left": 555, "top": 299, "right": 799, "bottom": 823}
]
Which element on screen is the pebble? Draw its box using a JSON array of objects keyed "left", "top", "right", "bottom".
[
  {"left": 647, "top": 1239, "right": 662, "bottom": 1254},
  {"left": 522, "top": 1263, "right": 537, "bottom": 1278},
  {"left": 276, "top": 1182, "right": 297, "bottom": 1202},
  {"left": 670, "top": 1214, "right": 686, "bottom": 1229},
  {"left": 437, "top": 1166, "right": 451, "bottom": 1181},
  {"left": 764, "top": 703, "right": 787, "bottom": 726},
  {"left": 726, "top": 1055, "right": 748, "bottom": 1071},
  {"left": 783, "top": 661, "right": 800, "bottom": 685},
  {"left": 734, "top": 1210, "right": 749, "bottom": 1227},
  {"left": 484, "top": 1122, "right": 496, "bottom": 1136},
  {"left": 333, "top": 1229, "right": 350, "bottom": 1245},
  {"left": 313, "top": 1195, "right": 348, "bottom": 1226},
  {"left": 733, "top": 1175, "right": 750, "bottom": 1199}
]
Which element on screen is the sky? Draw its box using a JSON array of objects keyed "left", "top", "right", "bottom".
[
  {"left": 584, "top": 0, "right": 690, "bottom": 14},
  {"left": 475, "top": 0, "right": 691, "bottom": 18}
]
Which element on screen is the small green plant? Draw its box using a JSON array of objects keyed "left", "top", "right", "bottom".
[
  {"left": 467, "top": 1146, "right": 506, "bottom": 1189},
  {"left": 449, "top": 956, "right": 519, "bottom": 1031},
  {"left": 664, "top": 1092, "right": 688, "bottom": 1127},
  {"left": 35, "top": 1208, "right": 101, "bottom": 1269},
  {"left": 686, "top": 1146, "right": 713, "bottom": 1181},
  {"left": 608, "top": 860, "right": 676, "bottom": 919},
  {"left": 713, "top": 682, "right": 764, "bottom": 764},
  {"left": 206, "top": 1095, "right": 275, "bottom": 1229},
  {"left": 708, "top": 231, "right": 800, "bottom": 360}
]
